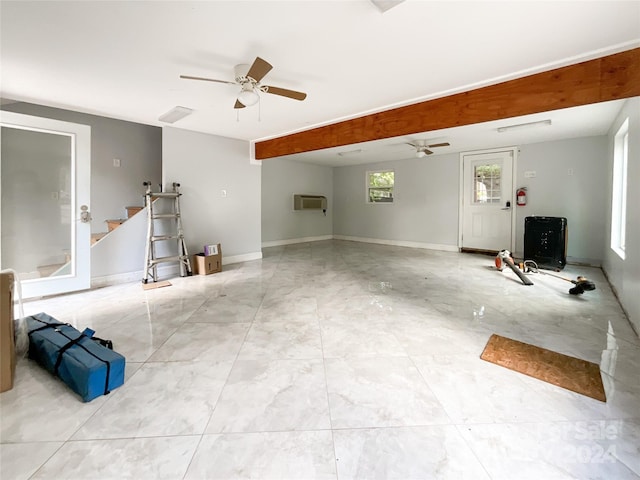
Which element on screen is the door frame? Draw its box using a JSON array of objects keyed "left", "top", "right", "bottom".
[
  {"left": 0, "top": 110, "right": 91, "bottom": 298},
  {"left": 458, "top": 146, "right": 518, "bottom": 252}
]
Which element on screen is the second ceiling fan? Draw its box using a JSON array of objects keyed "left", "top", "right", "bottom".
[
  {"left": 407, "top": 140, "right": 450, "bottom": 157},
  {"left": 181, "top": 56, "right": 307, "bottom": 109}
]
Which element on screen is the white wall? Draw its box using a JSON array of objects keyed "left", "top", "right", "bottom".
[
  {"left": 333, "top": 154, "right": 460, "bottom": 249},
  {"left": 1, "top": 102, "right": 162, "bottom": 234},
  {"left": 514, "top": 136, "right": 608, "bottom": 264},
  {"left": 162, "top": 127, "right": 262, "bottom": 263},
  {"left": 261, "top": 158, "right": 333, "bottom": 245},
  {"left": 603, "top": 97, "right": 640, "bottom": 333}
]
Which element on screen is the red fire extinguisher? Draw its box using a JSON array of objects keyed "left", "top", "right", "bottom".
[{"left": 516, "top": 187, "right": 527, "bottom": 206}]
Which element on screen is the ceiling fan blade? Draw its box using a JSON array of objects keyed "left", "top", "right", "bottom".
[
  {"left": 180, "top": 75, "right": 237, "bottom": 86},
  {"left": 425, "top": 149, "right": 434, "bottom": 155},
  {"left": 405, "top": 142, "right": 417, "bottom": 148},
  {"left": 263, "top": 86, "right": 307, "bottom": 101},
  {"left": 246, "top": 57, "right": 273, "bottom": 82},
  {"left": 234, "top": 99, "right": 246, "bottom": 109},
  {"left": 427, "top": 142, "right": 450, "bottom": 148}
]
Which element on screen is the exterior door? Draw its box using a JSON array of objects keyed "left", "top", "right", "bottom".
[
  {"left": 460, "top": 149, "right": 515, "bottom": 252},
  {"left": 1, "top": 111, "right": 91, "bottom": 298}
]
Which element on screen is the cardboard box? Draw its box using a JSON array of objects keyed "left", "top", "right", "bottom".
[
  {"left": 193, "top": 252, "right": 222, "bottom": 275},
  {"left": 1, "top": 272, "right": 16, "bottom": 393}
]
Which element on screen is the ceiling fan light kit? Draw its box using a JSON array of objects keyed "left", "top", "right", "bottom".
[
  {"left": 181, "top": 56, "right": 307, "bottom": 111},
  {"left": 237, "top": 87, "right": 260, "bottom": 107}
]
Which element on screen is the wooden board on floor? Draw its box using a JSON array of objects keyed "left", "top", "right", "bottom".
[
  {"left": 142, "top": 280, "right": 171, "bottom": 290},
  {"left": 480, "top": 334, "right": 606, "bottom": 402}
]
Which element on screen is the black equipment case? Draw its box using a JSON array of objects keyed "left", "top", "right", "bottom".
[{"left": 524, "top": 216, "right": 568, "bottom": 270}]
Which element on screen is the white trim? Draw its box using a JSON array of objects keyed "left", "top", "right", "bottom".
[
  {"left": 262, "top": 235, "right": 333, "bottom": 248},
  {"left": 333, "top": 235, "right": 458, "bottom": 252},
  {"left": 91, "top": 265, "right": 180, "bottom": 288},
  {"left": 223, "top": 251, "right": 263, "bottom": 264},
  {"left": 458, "top": 146, "right": 518, "bottom": 251},
  {"left": 91, "top": 250, "right": 262, "bottom": 288}
]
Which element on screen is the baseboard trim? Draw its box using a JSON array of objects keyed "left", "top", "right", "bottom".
[
  {"left": 333, "top": 235, "right": 459, "bottom": 252},
  {"left": 91, "top": 265, "right": 179, "bottom": 288},
  {"left": 223, "top": 251, "right": 263, "bottom": 264},
  {"left": 90, "top": 250, "right": 263, "bottom": 288},
  {"left": 262, "top": 235, "right": 333, "bottom": 248}
]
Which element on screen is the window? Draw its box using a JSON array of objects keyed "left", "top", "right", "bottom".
[
  {"left": 473, "top": 164, "right": 501, "bottom": 204},
  {"left": 611, "top": 119, "right": 629, "bottom": 259},
  {"left": 367, "top": 170, "right": 394, "bottom": 203}
]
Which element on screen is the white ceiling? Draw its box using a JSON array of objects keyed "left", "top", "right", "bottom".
[{"left": 1, "top": 1, "right": 638, "bottom": 166}]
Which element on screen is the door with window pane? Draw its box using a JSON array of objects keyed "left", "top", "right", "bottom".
[
  {"left": 461, "top": 150, "right": 514, "bottom": 251},
  {"left": 1, "top": 111, "right": 91, "bottom": 298}
]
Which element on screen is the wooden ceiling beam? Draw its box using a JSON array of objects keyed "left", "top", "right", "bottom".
[{"left": 255, "top": 47, "right": 640, "bottom": 160}]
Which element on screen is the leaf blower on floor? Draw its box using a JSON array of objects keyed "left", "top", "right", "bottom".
[{"left": 495, "top": 250, "right": 534, "bottom": 286}]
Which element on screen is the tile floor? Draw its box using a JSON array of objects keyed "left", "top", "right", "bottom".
[{"left": 1, "top": 240, "right": 639, "bottom": 479}]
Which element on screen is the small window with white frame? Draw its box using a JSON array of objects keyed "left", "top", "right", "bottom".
[
  {"left": 367, "top": 170, "right": 394, "bottom": 203},
  {"left": 611, "top": 118, "right": 628, "bottom": 259}
]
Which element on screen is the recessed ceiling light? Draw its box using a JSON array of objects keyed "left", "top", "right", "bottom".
[
  {"left": 497, "top": 119, "right": 552, "bottom": 133},
  {"left": 158, "top": 106, "right": 193, "bottom": 124}
]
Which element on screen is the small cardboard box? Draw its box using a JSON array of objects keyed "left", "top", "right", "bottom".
[
  {"left": 193, "top": 251, "right": 222, "bottom": 275},
  {"left": 1, "top": 272, "right": 16, "bottom": 393}
]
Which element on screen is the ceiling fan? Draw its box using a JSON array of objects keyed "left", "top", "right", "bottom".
[
  {"left": 180, "top": 56, "right": 307, "bottom": 109},
  {"left": 406, "top": 140, "right": 450, "bottom": 157}
]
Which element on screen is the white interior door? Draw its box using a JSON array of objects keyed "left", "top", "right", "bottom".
[
  {"left": 460, "top": 149, "right": 514, "bottom": 252},
  {"left": 1, "top": 111, "right": 91, "bottom": 298}
]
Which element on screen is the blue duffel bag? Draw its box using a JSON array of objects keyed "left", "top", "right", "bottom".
[{"left": 27, "top": 312, "right": 125, "bottom": 402}]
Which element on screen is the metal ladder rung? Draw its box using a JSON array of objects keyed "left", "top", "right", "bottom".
[
  {"left": 152, "top": 214, "right": 179, "bottom": 219},
  {"left": 151, "top": 235, "right": 180, "bottom": 241},
  {"left": 149, "top": 192, "right": 180, "bottom": 198},
  {"left": 148, "top": 255, "right": 189, "bottom": 266}
]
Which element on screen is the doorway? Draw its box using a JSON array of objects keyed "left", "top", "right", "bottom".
[
  {"left": 1, "top": 111, "right": 91, "bottom": 298},
  {"left": 459, "top": 148, "right": 516, "bottom": 253}
]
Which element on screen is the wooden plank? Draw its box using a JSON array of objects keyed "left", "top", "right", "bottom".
[{"left": 255, "top": 48, "right": 640, "bottom": 159}]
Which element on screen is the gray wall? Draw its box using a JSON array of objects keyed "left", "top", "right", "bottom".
[
  {"left": 332, "top": 137, "right": 608, "bottom": 262},
  {"left": 515, "top": 136, "right": 608, "bottom": 264},
  {"left": 1, "top": 102, "right": 162, "bottom": 234},
  {"left": 261, "top": 158, "right": 333, "bottom": 244},
  {"left": 603, "top": 98, "right": 640, "bottom": 333},
  {"left": 333, "top": 154, "right": 460, "bottom": 247},
  {"left": 162, "top": 127, "right": 262, "bottom": 261}
]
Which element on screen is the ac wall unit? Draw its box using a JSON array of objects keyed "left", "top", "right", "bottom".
[{"left": 293, "top": 194, "right": 327, "bottom": 211}]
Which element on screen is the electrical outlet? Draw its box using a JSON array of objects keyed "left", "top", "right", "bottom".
[
  {"left": 221, "top": 189, "right": 227, "bottom": 197},
  {"left": 113, "top": 158, "right": 121, "bottom": 167},
  {"left": 51, "top": 191, "right": 59, "bottom": 200},
  {"left": 524, "top": 171, "right": 536, "bottom": 178},
  {"left": 567, "top": 168, "right": 574, "bottom": 176}
]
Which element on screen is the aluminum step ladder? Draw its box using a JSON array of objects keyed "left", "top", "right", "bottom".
[{"left": 142, "top": 181, "right": 192, "bottom": 283}]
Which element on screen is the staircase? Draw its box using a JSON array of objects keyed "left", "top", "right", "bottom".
[{"left": 91, "top": 206, "right": 143, "bottom": 245}]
